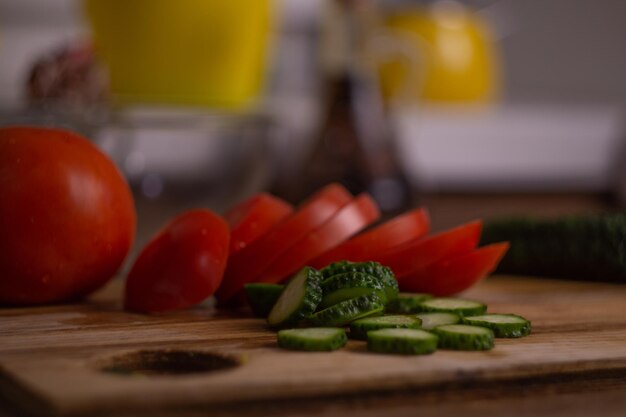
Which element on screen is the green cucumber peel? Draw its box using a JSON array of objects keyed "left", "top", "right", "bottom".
[
  {"left": 461, "top": 314, "right": 531, "bottom": 338},
  {"left": 267, "top": 267, "right": 322, "bottom": 328},
  {"left": 310, "top": 291, "right": 385, "bottom": 327},
  {"left": 367, "top": 328, "right": 439, "bottom": 355},
  {"left": 277, "top": 327, "right": 347, "bottom": 351},
  {"left": 350, "top": 315, "right": 422, "bottom": 340}
]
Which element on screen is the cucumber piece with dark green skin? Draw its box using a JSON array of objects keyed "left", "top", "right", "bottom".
[
  {"left": 320, "top": 271, "right": 388, "bottom": 293},
  {"left": 244, "top": 283, "right": 284, "bottom": 317},
  {"left": 416, "top": 312, "right": 461, "bottom": 330},
  {"left": 310, "top": 291, "right": 385, "bottom": 327},
  {"left": 267, "top": 267, "right": 322, "bottom": 328},
  {"left": 433, "top": 324, "right": 494, "bottom": 351},
  {"left": 277, "top": 328, "right": 347, "bottom": 351},
  {"left": 349, "top": 315, "right": 422, "bottom": 340},
  {"left": 385, "top": 293, "right": 433, "bottom": 314},
  {"left": 319, "top": 287, "right": 386, "bottom": 310},
  {"left": 419, "top": 298, "right": 487, "bottom": 317},
  {"left": 320, "top": 261, "right": 399, "bottom": 301},
  {"left": 367, "top": 328, "right": 439, "bottom": 355},
  {"left": 481, "top": 214, "right": 626, "bottom": 283},
  {"left": 462, "top": 314, "right": 531, "bottom": 338}
]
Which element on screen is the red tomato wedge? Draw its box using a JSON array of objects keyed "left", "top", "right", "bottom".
[
  {"left": 216, "top": 183, "right": 353, "bottom": 302},
  {"left": 124, "top": 209, "right": 229, "bottom": 313},
  {"left": 256, "top": 193, "right": 381, "bottom": 284},
  {"left": 310, "top": 207, "right": 430, "bottom": 268},
  {"left": 224, "top": 193, "right": 293, "bottom": 254},
  {"left": 374, "top": 220, "right": 483, "bottom": 279},
  {"left": 398, "top": 242, "right": 510, "bottom": 295}
]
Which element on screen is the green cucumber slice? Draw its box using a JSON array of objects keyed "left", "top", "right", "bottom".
[
  {"left": 310, "top": 291, "right": 385, "bottom": 327},
  {"left": 319, "top": 287, "right": 386, "bottom": 310},
  {"left": 367, "top": 328, "right": 438, "bottom": 355},
  {"left": 433, "top": 324, "right": 494, "bottom": 351},
  {"left": 267, "top": 267, "right": 322, "bottom": 328},
  {"left": 320, "top": 271, "right": 388, "bottom": 293},
  {"left": 385, "top": 293, "right": 433, "bottom": 314},
  {"left": 349, "top": 315, "right": 422, "bottom": 340},
  {"left": 419, "top": 298, "right": 487, "bottom": 317},
  {"left": 277, "top": 327, "right": 347, "bottom": 351},
  {"left": 462, "top": 314, "right": 531, "bottom": 338},
  {"left": 416, "top": 312, "right": 460, "bottom": 330},
  {"left": 244, "top": 283, "right": 284, "bottom": 317},
  {"left": 320, "top": 261, "right": 398, "bottom": 301}
]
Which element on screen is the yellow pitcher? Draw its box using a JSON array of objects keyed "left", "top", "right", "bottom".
[
  {"left": 379, "top": 0, "right": 500, "bottom": 103},
  {"left": 84, "top": 0, "right": 272, "bottom": 109}
]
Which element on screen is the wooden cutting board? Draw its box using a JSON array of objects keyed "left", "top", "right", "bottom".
[{"left": 1, "top": 276, "right": 626, "bottom": 417}]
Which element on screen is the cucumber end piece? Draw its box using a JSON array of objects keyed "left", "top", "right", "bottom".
[{"left": 267, "top": 267, "right": 322, "bottom": 329}]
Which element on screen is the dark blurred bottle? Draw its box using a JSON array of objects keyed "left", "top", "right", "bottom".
[{"left": 278, "top": 0, "right": 415, "bottom": 217}]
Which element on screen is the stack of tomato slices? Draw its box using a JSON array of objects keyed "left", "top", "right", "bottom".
[{"left": 124, "top": 183, "right": 509, "bottom": 313}]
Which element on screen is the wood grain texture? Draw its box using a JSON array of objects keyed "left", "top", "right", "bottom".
[{"left": 1, "top": 275, "right": 626, "bottom": 416}]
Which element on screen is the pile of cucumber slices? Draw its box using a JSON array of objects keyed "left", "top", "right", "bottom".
[{"left": 244, "top": 261, "right": 531, "bottom": 355}]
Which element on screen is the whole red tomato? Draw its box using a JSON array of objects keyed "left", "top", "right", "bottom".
[{"left": 0, "top": 126, "right": 136, "bottom": 305}]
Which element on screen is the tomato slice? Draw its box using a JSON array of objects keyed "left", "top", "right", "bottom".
[
  {"left": 398, "top": 242, "right": 510, "bottom": 295},
  {"left": 256, "top": 193, "right": 381, "bottom": 284},
  {"left": 124, "top": 209, "right": 229, "bottom": 313},
  {"left": 310, "top": 207, "right": 430, "bottom": 268},
  {"left": 374, "top": 220, "right": 483, "bottom": 279},
  {"left": 216, "top": 183, "right": 353, "bottom": 302},
  {"left": 224, "top": 193, "right": 293, "bottom": 254}
]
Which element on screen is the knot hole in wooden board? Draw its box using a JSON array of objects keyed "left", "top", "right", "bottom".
[{"left": 96, "top": 349, "right": 241, "bottom": 377}]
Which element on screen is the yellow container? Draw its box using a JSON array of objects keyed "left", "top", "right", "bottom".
[
  {"left": 84, "top": 0, "right": 272, "bottom": 108},
  {"left": 379, "top": 2, "right": 500, "bottom": 103}
]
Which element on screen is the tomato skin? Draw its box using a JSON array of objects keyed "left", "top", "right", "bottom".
[
  {"left": 375, "top": 220, "right": 483, "bottom": 280},
  {"left": 224, "top": 193, "right": 293, "bottom": 254},
  {"left": 310, "top": 207, "right": 430, "bottom": 268},
  {"left": 216, "top": 183, "right": 352, "bottom": 302},
  {"left": 257, "top": 193, "right": 381, "bottom": 284},
  {"left": 124, "top": 209, "right": 229, "bottom": 313},
  {"left": 398, "top": 242, "right": 510, "bottom": 295},
  {"left": 0, "top": 126, "right": 135, "bottom": 305}
]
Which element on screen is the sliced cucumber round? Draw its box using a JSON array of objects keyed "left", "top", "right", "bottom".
[
  {"left": 320, "top": 271, "right": 388, "bottom": 295},
  {"left": 319, "top": 287, "right": 386, "bottom": 310},
  {"left": 350, "top": 315, "right": 422, "bottom": 340},
  {"left": 277, "top": 327, "right": 347, "bottom": 351},
  {"left": 267, "top": 267, "right": 322, "bottom": 328},
  {"left": 462, "top": 314, "right": 531, "bottom": 338},
  {"left": 385, "top": 293, "right": 433, "bottom": 314},
  {"left": 416, "top": 312, "right": 460, "bottom": 330},
  {"left": 367, "top": 328, "right": 438, "bottom": 355},
  {"left": 310, "top": 291, "right": 384, "bottom": 327},
  {"left": 433, "top": 324, "right": 494, "bottom": 351},
  {"left": 419, "top": 298, "right": 487, "bottom": 317},
  {"left": 320, "top": 261, "right": 398, "bottom": 301},
  {"left": 244, "top": 283, "right": 284, "bottom": 318}
]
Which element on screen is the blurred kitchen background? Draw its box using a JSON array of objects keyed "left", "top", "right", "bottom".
[{"left": 1, "top": 0, "right": 625, "bottom": 248}]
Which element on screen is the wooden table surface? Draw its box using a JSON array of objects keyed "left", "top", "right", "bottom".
[{"left": 1, "top": 275, "right": 625, "bottom": 417}]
